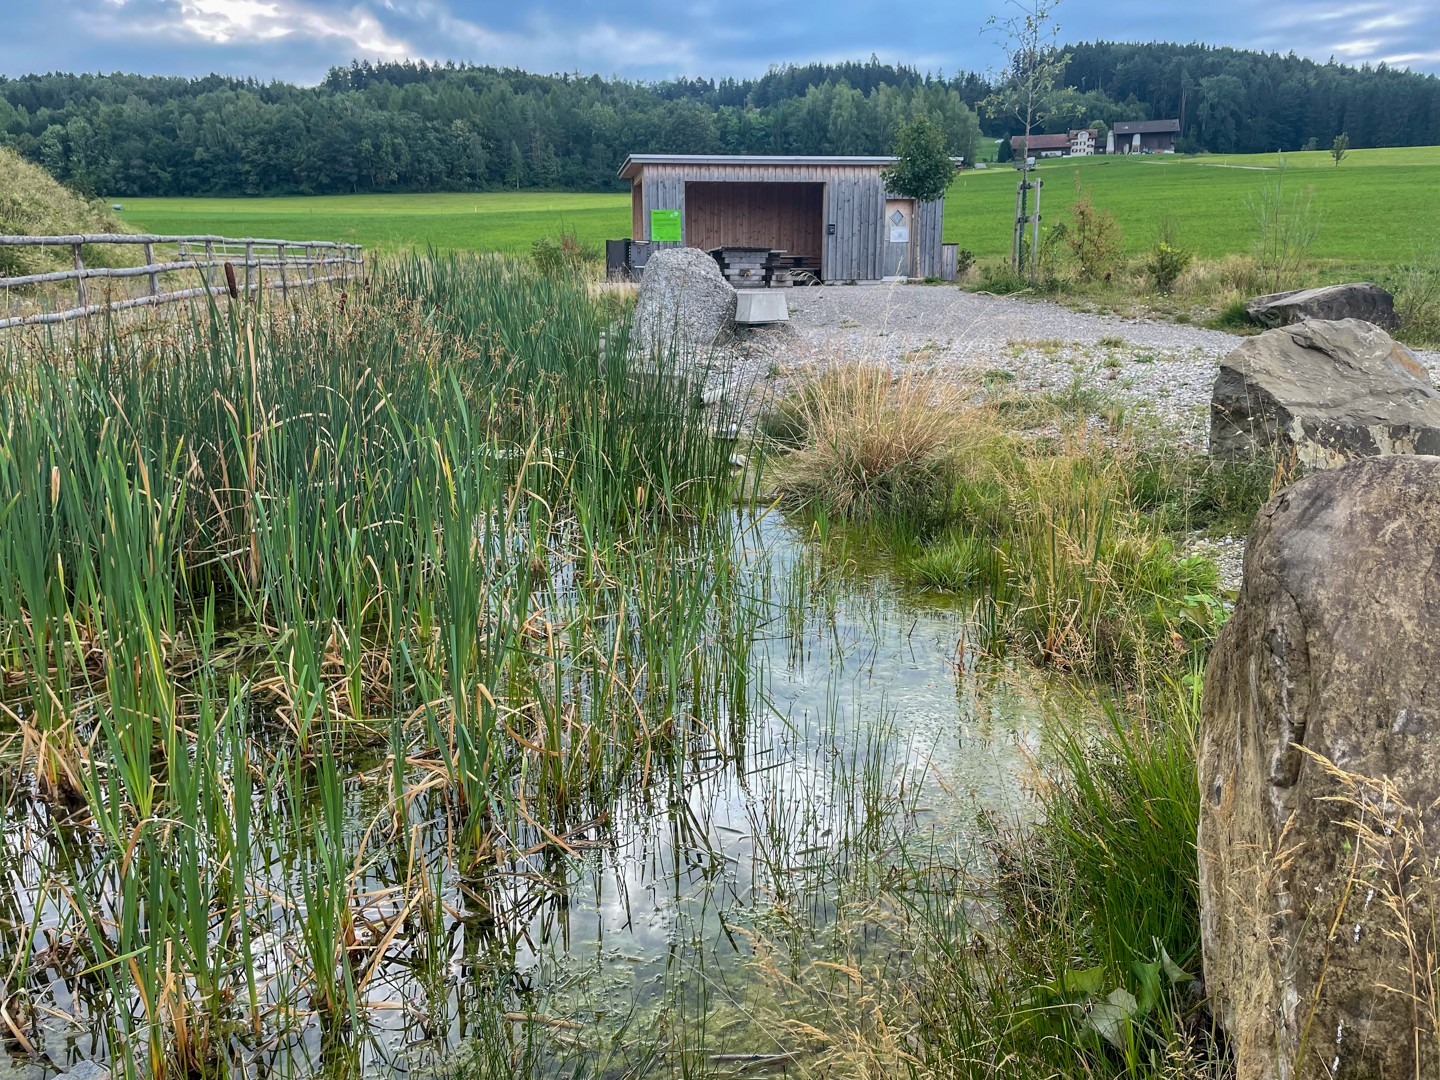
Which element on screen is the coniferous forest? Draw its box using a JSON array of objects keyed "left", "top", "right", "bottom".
[{"left": 2, "top": 42, "right": 1438, "bottom": 197}]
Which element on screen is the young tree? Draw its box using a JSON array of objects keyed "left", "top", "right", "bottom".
[
  {"left": 982, "top": 0, "right": 1069, "bottom": 278},
  {"left": 982, "top": 0, "right": 1070, "bottom": 158},
  {"left": 881, "top": 115, "right": 955, "bottom": 203},
  {"left": 1331, "top": 131, "right": 1349, "bottom": 166}
]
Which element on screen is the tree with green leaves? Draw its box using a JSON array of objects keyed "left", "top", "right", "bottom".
[
  {"left": 982, "top": 0, "right": 1070, "bottom": 161},
  {"left": 1331, "top": 131, "right": 1349, "bottom": 166},
  {"left": 881, "top": 116, "right": 955, "bottom": 203},
  {"left": 983, "top": 0, "right": 1069, "bottom": 279}
]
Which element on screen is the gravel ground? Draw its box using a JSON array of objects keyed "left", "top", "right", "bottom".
[
  {"left": 721, "top": 284, "right": 1440, "bottom": 445},
  {"left": 715, "top": 284, "right": 1440, "bottom": 591}
]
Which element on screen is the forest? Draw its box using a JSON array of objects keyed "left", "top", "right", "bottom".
[{"left": 1, "top": 42, "right": 1438, "bottom": 197}]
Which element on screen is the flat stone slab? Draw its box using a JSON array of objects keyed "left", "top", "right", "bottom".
[{"left": 734, "top": 290, "right": 789, "bottom": 325}]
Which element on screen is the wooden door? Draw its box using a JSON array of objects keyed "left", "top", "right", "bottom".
[{"left": 884, "top": 199, "right": 915, "bottom": 279}]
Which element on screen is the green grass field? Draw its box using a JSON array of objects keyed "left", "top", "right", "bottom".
[
  {"left": 118, "top": 146, "right": 1440, "bottom": 272},
  {"left": 946, "top": 146, "right": 1440, "bottom": 270},
  {"left": 117, "top": 191, "right": 631, "bottom": 255}
]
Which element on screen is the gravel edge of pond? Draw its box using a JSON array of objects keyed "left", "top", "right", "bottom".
[{"left": 710, "top": 284, "right": 1440, "bottom": 593}]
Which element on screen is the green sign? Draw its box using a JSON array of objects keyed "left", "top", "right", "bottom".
[{"left": 650, "top": 209, "right": 681, "bottom": 242}]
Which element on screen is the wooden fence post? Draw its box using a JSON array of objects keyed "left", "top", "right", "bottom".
[
  {"left": 277, "top": 244, "right": 289, "bottom": 300},
  {"left": 72, "top": 243, "right": 86, "bottom": 310},
  {"left": 143, "top": 242, "right": 158, "bottom": 298}
]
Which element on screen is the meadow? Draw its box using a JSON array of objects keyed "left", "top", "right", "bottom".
[
  {"left": 117, "top": 190, "right": 631, "bottom": 254},
  {"left": 946, "top": 145, "right": 1440, "bottom": 272},
  {"left": 116, "top": 146, "right": 1440, "bottom": 275}
]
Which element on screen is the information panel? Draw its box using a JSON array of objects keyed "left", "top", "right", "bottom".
[{"left": 650, "top": 209, "right": 681, "bottom": 242}]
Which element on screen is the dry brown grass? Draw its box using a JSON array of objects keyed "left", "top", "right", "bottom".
[{"left": 771, "top": 363, "right": 981, "bottom": 523}]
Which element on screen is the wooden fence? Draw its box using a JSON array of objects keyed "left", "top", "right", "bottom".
[{"left": 0, "top": 234, "right": 364, "bottom": 330}]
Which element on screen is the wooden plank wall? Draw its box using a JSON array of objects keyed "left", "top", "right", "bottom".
[
  {"left": 634, "top": 162, "right": 945, "bottom": 282},
  {"left": 913, "top": 197, "right": 945, "bottom": 279},
  {"left": 684, "top": 182, "right": 822, "bottom": 259}
]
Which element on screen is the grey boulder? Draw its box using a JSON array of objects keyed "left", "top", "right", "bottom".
[
  {"left": 1246, "top": 282, "right": 1398, "bottom": 329},
  {"left": 1210, "top": 318, "right": 1440, "bottom": 468},
  {"left": 1199, "top": 454, "right": 1440, "bottom": 1080},
  {"left": 632, "top": 247, "right": 736, "bottom": 357}
]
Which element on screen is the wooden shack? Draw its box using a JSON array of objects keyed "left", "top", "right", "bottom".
[{"left": 619, "top": 155, "right": 951, "bottom": 282}]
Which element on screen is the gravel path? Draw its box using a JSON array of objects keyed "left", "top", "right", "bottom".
[{"left": 725, "top": 284, "right": 1440, "bottom": 444}]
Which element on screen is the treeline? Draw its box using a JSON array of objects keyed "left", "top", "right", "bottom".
[
  {"left": 1062, "top": 42, "right": 1440, "bottom": 153},
  {"left": 2, "top": 43, "right": 1438, "bottom": 198},
  {"left": 0, "top": 60, "right": 983, "bottom": 197}
]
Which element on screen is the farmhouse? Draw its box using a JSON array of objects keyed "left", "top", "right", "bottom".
[
  {"left": 1008, "top": 130, "right": 1098, "bottom": 158},
  {"left": 1107, "top": 120, "right": 1181, "bottom": 154},
  {"left": 618, "top": 154, "right": 953, "bottom": 282}
]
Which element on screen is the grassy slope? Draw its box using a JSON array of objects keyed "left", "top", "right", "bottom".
[
  {"left": 0, "top": 147, "right": 136, "bottom": 273},
  {"left": 118, "top": 145, "right": 1440, "bottom": 272}
]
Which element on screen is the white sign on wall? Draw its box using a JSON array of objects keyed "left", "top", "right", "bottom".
[{"left": 889, "top": 226, "right": 910, "bottom": 243}]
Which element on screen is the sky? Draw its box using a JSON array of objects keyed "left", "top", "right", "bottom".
[{"left": 1, "top": 0, "right": 1437, "bottom": 84}]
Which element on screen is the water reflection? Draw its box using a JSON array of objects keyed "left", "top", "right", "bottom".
[{"left": 0, "top": 511, "right": 1087, "bottom": 1079}]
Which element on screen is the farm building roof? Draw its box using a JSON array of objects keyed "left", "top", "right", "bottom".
[
  {"left": 1008, "top": 133, "right": 1072, "bottom": 151},
  {"left": 618, "top": 154, "right": 899, "bottom": 179},
  {"left": 1112, "top": 120, "right": 1181, "bottom": 134}
]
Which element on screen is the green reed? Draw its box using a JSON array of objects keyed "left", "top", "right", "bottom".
[{"left": 0, "top": 251, "right": 761, "bottom": 1073}]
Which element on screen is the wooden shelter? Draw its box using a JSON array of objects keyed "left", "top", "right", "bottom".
[{"left": 618, "top": 155, "right": 951, "bottom": 282}]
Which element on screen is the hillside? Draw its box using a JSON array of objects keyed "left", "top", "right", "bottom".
[
  {"left": 0, "top": 146, "right": 134, "bottom": 275},
  {"left": 1, "top": 43, "right": 1437, "bottom": 198}
]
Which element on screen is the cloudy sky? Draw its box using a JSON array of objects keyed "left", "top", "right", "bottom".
[{"left": 2, "top": 0, "right": 1437, "bottom": 84}]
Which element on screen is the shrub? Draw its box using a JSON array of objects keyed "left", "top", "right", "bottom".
[
  {"left": 1065, "top": 178, "right": 1124, "bottom": 283},
  {"left": 1144, "top": 219, "right": 1192, "bottom": 292},
  {"left": 530, "top": 229, "right": 594, "bottom": 276},
  {"left": 1391, "top": 249, "right": 1440, "bottom": 347},
  {"left": 1247, "top": 157, "right": 1322, "bottom": 292}
]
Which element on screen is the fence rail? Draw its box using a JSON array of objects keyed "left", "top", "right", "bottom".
[{"left": 0, "top": 234, "right": 364, "bottom": 330}]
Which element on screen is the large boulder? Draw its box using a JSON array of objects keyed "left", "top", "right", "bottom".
[
  {"left": 1199, "top": 455, "right": 1440, "bottom": 1079},
  {"left": 1210, "top": 318, "right": 1440, "bottom": 467},
  {"left": 632, "top": 247, "right": 736, "bottom": 356},
  {"left": 1246, "top": 282, "right": 1398, "bottom": 329}
]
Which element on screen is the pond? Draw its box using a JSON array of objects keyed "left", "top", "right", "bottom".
[{"left": 1, "top": 510, "right": 1092, "bottom": 1080}]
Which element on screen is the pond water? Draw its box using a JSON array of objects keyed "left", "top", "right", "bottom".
[{"left": 0, "top": 511, "right": 1091, "bottom": 1080}]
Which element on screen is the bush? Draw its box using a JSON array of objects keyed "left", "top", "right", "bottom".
[
  {"left": 1247, "top": 158, "right": 1322, "bottom": 292},
  {"left": 1065, "top": 178, "right": 1124, "bottom": 283},
  {"left": 1144, "top": 220, "right": 1192, "bottom": 293},
  {"left": 1391, "top": 249, "right": 1440, "bottom": 347},
  {"left": 530, "top": 229, "right": 594, "bottom": 277}
]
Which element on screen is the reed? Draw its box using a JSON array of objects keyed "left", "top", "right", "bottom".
[{"left": 0, "top": 251, "right": 760, "bottom": 1071}]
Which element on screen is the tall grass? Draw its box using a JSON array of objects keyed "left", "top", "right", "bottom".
[
  {"left": 908, "top": 681, "right": 1211, "bottom": 1079},
  {"left": 771, "top": 368, "right": 1264, "bottom": 685}
]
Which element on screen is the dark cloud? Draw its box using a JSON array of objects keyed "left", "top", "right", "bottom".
[{"left": 2, "top": 0, "right": 1437, "bottom": 84}]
